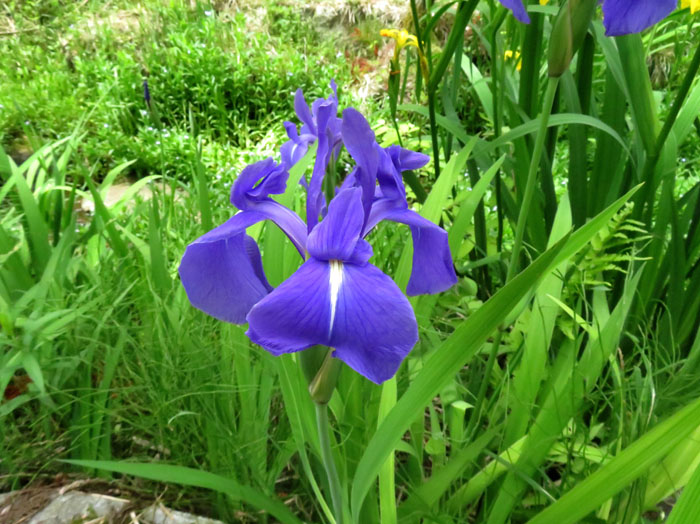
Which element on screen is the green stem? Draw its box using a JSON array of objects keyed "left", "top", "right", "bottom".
[
  {"left": 316, "top": 403, "right": 344, "bottom": 524},
  {"left": 506, "top": 76, "right": 559, "bottom": 282},
  {"left": 427, "top": 87, "right": 441, "bottom": 181},
  {"left": 639, "top": 40, "right": 700, "bottom": 224},
  {"left": 465, "top": 329, "right": 503, "bottom": 438},
  {"left": 324, "top": 153, "right": 337, "bottom": 205}
]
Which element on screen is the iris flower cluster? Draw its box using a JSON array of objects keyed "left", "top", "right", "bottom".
[
  {"left": 499, "top": 0, "right": 686, "bottom": 36},
  {"left": 179, "top": 85, "right": 457, "bottom": 384}
]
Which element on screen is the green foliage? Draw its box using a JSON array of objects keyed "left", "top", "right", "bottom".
[
  {"left": 2, "top": 1, "right": 700, "bottom": 523},
  {"left": 0, "top": 1, "right": 353, "bottom": 180}
]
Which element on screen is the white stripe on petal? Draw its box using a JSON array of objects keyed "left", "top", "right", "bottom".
[{"left": 328, "top": 259, "right": 344, "bottom": 337}]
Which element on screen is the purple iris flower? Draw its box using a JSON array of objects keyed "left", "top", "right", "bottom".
[
  {"left": 179, "top": 89, "right": 457, "bottom": 384},
  {"left": 498, "top": 0, "right": 676, "bottom": 36}
]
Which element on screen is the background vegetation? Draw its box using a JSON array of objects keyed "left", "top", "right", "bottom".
[{"left": 2, "top": 0, "right": 700, "bottom": 523}]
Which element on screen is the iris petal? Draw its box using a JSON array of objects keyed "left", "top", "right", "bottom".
[
  {"left": 179, "top": 198, "right": 307, "bottom": 323},
  {"left": 294, "top": 88, "right": 316, "bottom": 135},
  {"left": 386, "top": 145, "right": 430, "bottom": 173},
  {"left": 306, "top": 100, "right": 338, "bottom": 230},
  {"left": 329, "top": 262, "right": 419, "bottom": 384},
  {"left": 246, "top": 259, "right": 331, "bottom": 355},
  {"left": 307, "top": 187, "right": 369, "bottom": 263},
  {"left": 367, "top": 200, "right": 457, "bottom": 296},
  {"left": 280, "top": 122, "right": 314, "bottom": 168},
  {"left": 179, "top": 212, "right": 272, "bottom": 324},
  {"left": 601, "top": 0, "right": 676, "bottom": 36},
  {"left": 341, "top": 108, "right": 380, "bottom": 225},
  {"left": 246, "top": 258, "right": 418, "bottom": 384},
  {"left": 498, "top": 0, "right": 530, "bottom": 23},
  {"left": 231, "top": 158, "right": 288, "bottom": 209}
]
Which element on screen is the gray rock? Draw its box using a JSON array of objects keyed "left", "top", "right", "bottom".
[
  {"left": 0, "top": 490, "right": 226, "bottom": 524},
  {"left": 140, "top": 503, "right": 225, "bottom": 524},
  {"left": 28, "top": 492, "right": 129, "bottom": 523}
]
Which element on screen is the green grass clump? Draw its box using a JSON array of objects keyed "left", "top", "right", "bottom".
[{"left": 0, "top": 1, "right": 355, "bottom": 181}]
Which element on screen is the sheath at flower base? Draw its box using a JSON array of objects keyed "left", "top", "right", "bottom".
[{"left": 497, "top": 0, "right": 677, "bottom": 36}]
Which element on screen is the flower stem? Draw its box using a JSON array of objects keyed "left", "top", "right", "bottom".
[
  {"left": 506, "top": 75, "right": 559, "bottom": 282},
  {"left": 315, "top": 402, "right": 344, "bottom": 524}
]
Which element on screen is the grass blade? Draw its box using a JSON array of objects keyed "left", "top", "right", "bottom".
[
  {"left": 527, "top": 399, "right": 700, "bottom": 524},
  {"left": 64, "top": 460, "right": 303, "bottom": 524}
]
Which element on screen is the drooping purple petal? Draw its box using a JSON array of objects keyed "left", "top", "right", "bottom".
[
  {"left": 307, "top": 187, "right": 369, "bottom": 263},
  {"left": 367, "top": 201, "right": 457, "bottom": 295},
  {"left": 246, "top": 200, "right": 308, "bottom": 257},
  {"left": 601, "top": 0, "right": 676, "bottom": 36},
  {"left": 246, "top": 258, "right": 418, "bottom": 384},
  {"left": 329, "top": 262, "right": 418, "bottom": 383},
  {"left": 246, "top": 259, "right": 331, "bottom": 355},
  {"left": 180, "top": 155, "right": 308, "bottom": 324},
  {"left": 179, "top": 211, "right": 273, "bottom": 324},
  {"left": 498, "top": 0, "right": 530, "bottom": 23}
]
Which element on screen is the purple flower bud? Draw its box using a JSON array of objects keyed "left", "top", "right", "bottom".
[{"left": 143, "top": 79, "right": 151, "bottom": 106}]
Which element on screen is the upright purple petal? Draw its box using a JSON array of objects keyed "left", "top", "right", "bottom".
[
  {"left": 376, "top": 145, "right": 406, "bottom": 202},
  {"left": 179, "top": 211, "right": 272, "bottom": 324},
  {"left": 367, "top": 201, "right": 457, "bottom": 296},
  {"left": 294, "top": 88, "right": 316, "bottom": 135},
  {"left": 307, "top": 187, "right": 368, "bottom": 263},
  {"left": 341, "top": 108, "right": 379, "bottom": 225},
  {"left": 280, "top": 122, "right": 313, "bottom": 168},
  {"left": 601, "top": 0, "right": 675, "bottom": 36},
  {"left": 306, "top": 100, "right": 336, "bottom": 230},
  {"left": 498, "top": 0, "right": 530, "bottom": 23},
  {"left": 246, "top": 258, "right": 418, "bottom": 384}
]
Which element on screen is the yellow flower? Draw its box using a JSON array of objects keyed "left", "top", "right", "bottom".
[
  {"left": 681, "top": 0, "right": 700, "bottom": 14},
  {"left": 504, "top": 49, "right": 523, "bottom": 71},
  {"left": 380, "top": 29, "right": 419, "bottom": 53},
  {"left": 380, "top": 28, "right": 429, "bottom": 80},
  {"left": 540, "top": 0, "right": 549, "bottom": 4}
]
